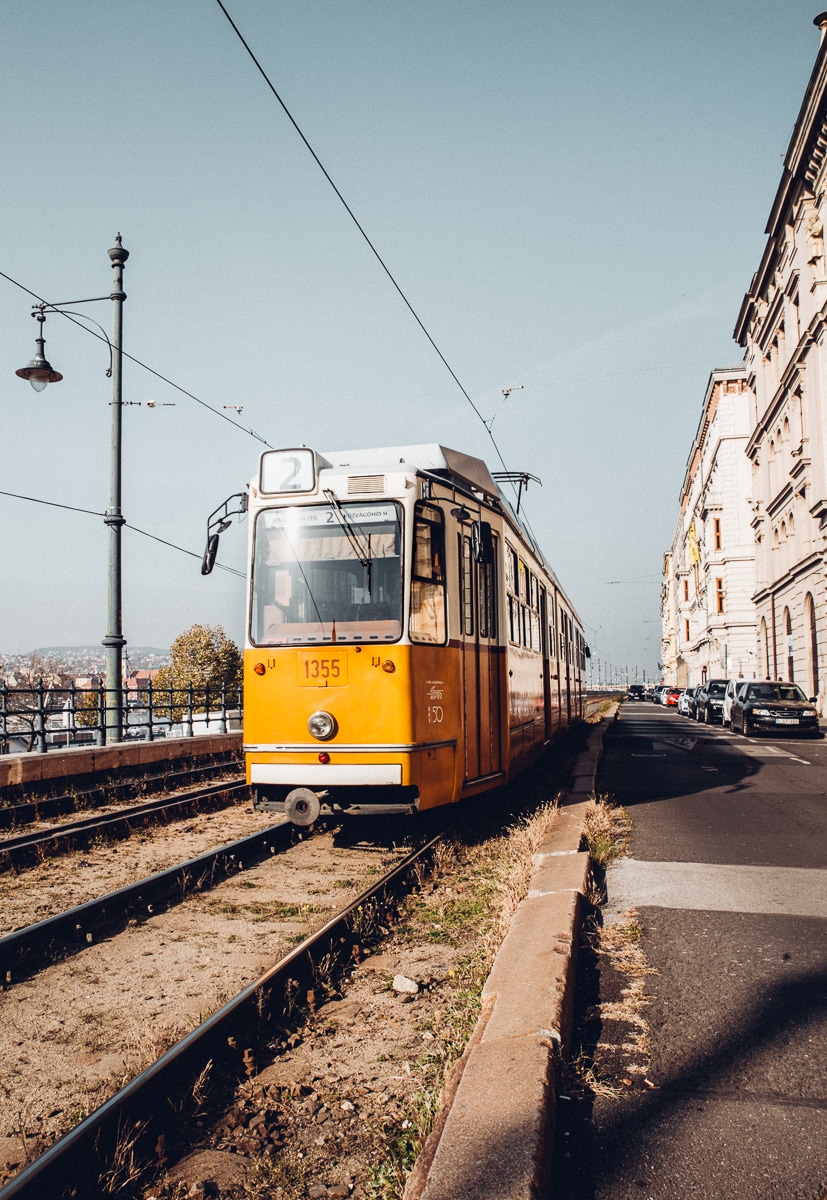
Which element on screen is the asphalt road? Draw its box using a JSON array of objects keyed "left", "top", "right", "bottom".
[{"left": 555, "top": 702, "right": 827, "bottom": 1200}]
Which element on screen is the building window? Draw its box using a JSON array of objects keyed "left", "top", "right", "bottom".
[
  {"left": 713, "top": 518, "right": 722, "bottom": 550},
  {"left": 715, "top": 578, "right": 725, "bottom": 614},
  {"left": 683, "top": 578, "right": 689, "bottom": 602},
  {"left": 684, "top": 619, "right": 690, "bottom": 642}
]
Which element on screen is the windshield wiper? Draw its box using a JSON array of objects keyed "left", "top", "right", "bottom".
[{"left": 323, "top": 490, "right": 373, "bottom": 590}]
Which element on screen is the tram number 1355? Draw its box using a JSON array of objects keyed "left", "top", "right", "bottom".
[{"left": 297, "top": 653, "right": 348, "bottom": 686}]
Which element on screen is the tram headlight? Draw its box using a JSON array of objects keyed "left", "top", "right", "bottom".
[{"left": 308, "top": 710, "right": 338, "bottom": 741}]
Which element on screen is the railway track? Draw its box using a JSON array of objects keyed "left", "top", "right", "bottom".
[
  {"left": 0, "top": 754, "right": 242, "bottom": 830},
  {"left": 0, "top": 777, "right": 247, "bottom": 873},
  {"left": 0, "top": 813, "right": 288, "bottom": 985},
  {"left": 0, "top": 832, "right": 444, "bottom": 1200}
]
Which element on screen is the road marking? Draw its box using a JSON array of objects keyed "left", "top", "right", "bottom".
[
  {"left": 605, "top": 859, "right": 827, "bottom": 918},
  {"left": 736, "top": 745, "right": 811, "bottom": 764},
  {"left": 651, "top": 737, "right": 698, "bottom": 753}
]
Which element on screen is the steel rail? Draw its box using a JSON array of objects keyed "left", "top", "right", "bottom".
[
  {"left": 0, "top": 755, "right": 242, "bottom": 832},
  {"left": 0, "top": 811, "right": 288, "bottom": 985},
  {"left": 0, "top": 778, "right": 247, "bottom": 871},
  {"left": 0, "top": 832, "right": 443, "bottom": 1200}
]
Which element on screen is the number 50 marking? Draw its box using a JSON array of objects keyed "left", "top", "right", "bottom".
[{"left": 428, "top": 705, "right": 444, "bottom": 723}]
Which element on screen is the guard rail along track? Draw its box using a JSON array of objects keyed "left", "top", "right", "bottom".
[{"left": 0, "top": 831, "right": 445, "bottom": 1200}]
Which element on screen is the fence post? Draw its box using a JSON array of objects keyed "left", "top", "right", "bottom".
[
  {"left": 146, "top": 679, "right": 154, "bottom": 742},
  {"left": 184, "top": 682, "right": 194, "bottom": 738},
  {"left": 67, "top": 681, "right": 78, "bottom": 748},
  {"left": 218, "top": 681, "right": 227, "bottom": 734},
  {"left": 35, "top": 677, "right": 47, "bottom": 754},
  {"left": 95, "top": 679, "right": 105, "bottom": 747},
  {"left": 0, "top": 682, "right": 7, "bottom": 755}
]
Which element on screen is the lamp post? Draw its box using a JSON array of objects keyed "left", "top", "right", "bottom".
[{"left": 16, "top": 235, "right": 129, "bottom": 744}]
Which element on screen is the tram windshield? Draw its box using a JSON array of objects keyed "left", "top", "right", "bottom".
[{"left": 251, "top": 501, "right": 403, "bottom": 645}]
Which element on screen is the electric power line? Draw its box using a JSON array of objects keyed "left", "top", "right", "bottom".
[
  {"left": 0, "top": 267, "right": 273, "bottom": 448},
  {"left": 0, "top": 488, "right": 244, "bottom": 578},
  {"left": 213, "top": 0, "right": 513, "bottom": 475}
]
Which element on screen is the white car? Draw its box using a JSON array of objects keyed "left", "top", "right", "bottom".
[{"left": 722, "top": 679, "right": 748, "bottom": 727}]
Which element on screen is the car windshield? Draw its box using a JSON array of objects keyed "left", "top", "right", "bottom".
[
  {"left": 707, "top": 683, "right": 726, "bottom": 696},
  {"left": 747, "top": 683, "right": 808, "bottom": 702}
]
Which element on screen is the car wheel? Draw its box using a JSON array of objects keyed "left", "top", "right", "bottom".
[
  {"left": 742, "top": 717, "right": 752, "bottom": 738},
  {"left": 701, "top": 706, "right": 708, "bottom": 723}
]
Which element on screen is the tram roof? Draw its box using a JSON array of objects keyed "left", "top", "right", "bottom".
[{"left": 320, "top": 444, "right": 499, "bottom": 499}]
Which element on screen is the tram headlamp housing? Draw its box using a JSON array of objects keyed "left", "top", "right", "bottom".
[{"left": 308, "top": 710, "right": 337, "bottom": 741}]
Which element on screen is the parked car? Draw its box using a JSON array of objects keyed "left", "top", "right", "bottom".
[
  {"left": 627, "top": 684, "right": 646, "bottom": 700},
  {"left": 665, "top": 686, "right": 682, "bottom": 707},
  {"left": 722, "top": 678, "right": 746, "bottom": 727},
  {"left": 694, "top": 678, "right": 728, "bottom": 723},
  {"left": 678, "top": 686, "right": 697, "bottom": 716},
  {"left": 730, "top": 681, "right": 820, "bottom": 737}
]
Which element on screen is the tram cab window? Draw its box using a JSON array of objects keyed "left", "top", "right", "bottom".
[
  {"left": 410, "top": 503, "right": 447, "bottom": 645},
  {"left": 251, "top": 501, "right": 403, "bottom": 645}
]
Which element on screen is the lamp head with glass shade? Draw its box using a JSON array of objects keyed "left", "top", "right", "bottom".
[{"left": 15, "top": 310, "right": 63, "bottom": 392}]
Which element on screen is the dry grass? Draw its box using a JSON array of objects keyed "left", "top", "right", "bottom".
[{"left": 581, "top": 793, "right": 630, "bottom": 868}]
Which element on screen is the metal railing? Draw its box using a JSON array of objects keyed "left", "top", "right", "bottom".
[{"left": 0, "top": 680, "right": 243, "bottom": 755}]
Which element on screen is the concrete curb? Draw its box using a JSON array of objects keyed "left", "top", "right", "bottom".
[{"left": 405, "top": 708, "right": 617, "bottom": 1200}]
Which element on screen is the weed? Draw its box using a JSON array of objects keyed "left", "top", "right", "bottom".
[
  {"left": 582, "top": 793, "right": 630, "bottom": 867},
  {"left": 98, "top": 1117, "right": 150, "bottom": 1195}
]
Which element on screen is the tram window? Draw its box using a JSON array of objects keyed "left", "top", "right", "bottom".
[
  {"left": 410, "top": 503, "right": 447, "bottom": 644},
  {"left": 460, "top": 535, "right": 474, "bottom": 636},
  {"left": 478, "top": 537, "right": 497, "bottom": 639},
  {"left": 506, "top": 543, "right": 520, "bottom": 645},
  {"left": 250, "top": 501, "right": 403, "bottom": 646},
  {"left": 505, "top": 546, "right": 517, "bottom": 595}
]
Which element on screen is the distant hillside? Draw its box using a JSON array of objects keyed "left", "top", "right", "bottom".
[
  {"left": 3, "top": 646, "right": 171, "bottom": 672},
  {"left": 33, "top": 646, "right": 169, "bottom": 659}
]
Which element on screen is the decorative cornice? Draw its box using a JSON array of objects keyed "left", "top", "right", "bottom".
[{"left": 752, "top": 549, "right": 824, "bottom": 602}]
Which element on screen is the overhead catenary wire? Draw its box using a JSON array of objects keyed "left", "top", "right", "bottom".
[
  {"left": 0, "top": 489, "right": 245, "bottom": 579},
  {"left": 212, "top": 0, "right": 512, "bottom": 475},
  {"left": 0, "top": 267, "right": 273, "bottom": 449}
]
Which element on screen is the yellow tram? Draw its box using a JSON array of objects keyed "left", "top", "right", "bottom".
[{"left": 237, "top": 444, "right": 586, "bottom": 824}]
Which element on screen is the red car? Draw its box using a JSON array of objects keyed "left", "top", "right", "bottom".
[{"left": 665, "top": 687, "right": 682, "bottom": 706}]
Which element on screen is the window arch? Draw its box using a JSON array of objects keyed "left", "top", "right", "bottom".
[{"left": 806, "top": 592, "right": 819, "bottom": 699}]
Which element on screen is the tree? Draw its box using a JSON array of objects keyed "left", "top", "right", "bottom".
[
  {"left": 151, "top": 624, "right": 242, "bottom": 720},
  {"left": 1, "top": 653, "right": 74, "bottom": 750}
]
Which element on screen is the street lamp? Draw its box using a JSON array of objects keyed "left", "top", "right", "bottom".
[{"left": 15, "top": 235, "right": 129, "bottom": 744}]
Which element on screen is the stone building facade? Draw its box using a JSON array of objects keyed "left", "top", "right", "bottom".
[
  {"left": 732, "top": 14, "right": 827, "bottom": 703},
  {"left": 662, "top": 367, "right": 757, "bottom": 687}
]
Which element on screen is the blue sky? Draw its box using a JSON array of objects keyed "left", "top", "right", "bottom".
[{"left": 0, "top": 0, "right": 822, "bottom": 677}]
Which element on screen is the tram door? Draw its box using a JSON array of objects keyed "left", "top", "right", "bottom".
[{"left": 459, "top": 531, "right": 502, "bottom": 781}]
